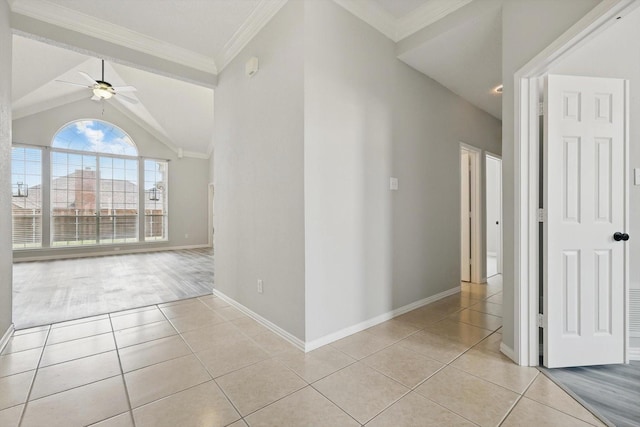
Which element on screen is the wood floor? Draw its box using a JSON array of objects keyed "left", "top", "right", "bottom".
[
  {"left": 12, "top": 248, "right": 214, "bottom": 329},
  {"left": 542, "top": 362, "right": 640, "bottom": 427}
]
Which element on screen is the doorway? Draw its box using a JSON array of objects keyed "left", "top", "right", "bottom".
[
  {"left": 460, "top": 144, "right": 482, "bottom": 284},
  {"left": 486, "top": 154, "right": 502, "bottom": 278}
]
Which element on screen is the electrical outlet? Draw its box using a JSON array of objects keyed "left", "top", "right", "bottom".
[
  {"left": 184, "top": 234, "right": 189, "bottom": 238},
  {"left": 257, "top": 279, "right": 263, "bottom": 294}
]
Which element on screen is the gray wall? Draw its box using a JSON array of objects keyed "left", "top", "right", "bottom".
[
  {"left": 304, "top": 0, "right": 501, "bottom": 342},
  {"left": 549, "top": 5, "right": 640, "bottom": 348},
  {"left": 12, "top": 98, "right": 210, "bottom": 259},
  {"left": 0, "top": 0, "right": 13, "bottom": 336},
  {"left": 500, "top": 0, "right": 600, "bottom": 352},
  {"left": 213, "top": 1, "right": 305, "bottom": 340}
]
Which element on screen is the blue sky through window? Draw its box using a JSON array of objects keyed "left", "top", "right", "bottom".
[{"left": 52, "top": 120, "right": 138, "bottom": 156}]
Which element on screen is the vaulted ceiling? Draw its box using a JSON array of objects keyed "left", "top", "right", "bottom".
[{"left": 9, "top": 0, "right": 502, "bottom": 160}]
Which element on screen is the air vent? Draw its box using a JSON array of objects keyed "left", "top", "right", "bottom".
[{"left": 631, "top": 289, "right": 640, "bottom": 338}]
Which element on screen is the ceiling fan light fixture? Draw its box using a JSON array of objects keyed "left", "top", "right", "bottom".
[{"left": 93, "top": 86, "right": 114, "bottom": 99}]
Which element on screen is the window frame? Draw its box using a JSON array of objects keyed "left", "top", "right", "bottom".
[
  {"left": 11, "top": 119, "right": 171, "bottom": 251},
  {"left": 11, "top": 144, "right": 44, "bottom": 250}
]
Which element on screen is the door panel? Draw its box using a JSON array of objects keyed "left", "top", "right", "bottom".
[{"left": 544, "top": 74, "right": 626, "bottom": 368}]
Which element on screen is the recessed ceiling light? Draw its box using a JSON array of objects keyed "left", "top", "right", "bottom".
[{"left": 494, "top": 84, "right": 503, "bottom": 94}]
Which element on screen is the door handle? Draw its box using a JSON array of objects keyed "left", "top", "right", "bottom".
[{"left": 613, "top": 232, "right": 630, "bottom": 241}]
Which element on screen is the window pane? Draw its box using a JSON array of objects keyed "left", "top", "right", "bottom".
[
  {"left": 11, "top": 147, "right": 42, "bottom": 249},
  {"left": 52, "top": 120, "right": 138, "bottom": 156},
  {"left": 144, "top": 160, "right": 168, "bottom": 241},
  {"left": 51, "top": 151, "right": 98, "bottom": 246},
  {"left": 99, "top": 155, "right": 138, "bottom": 244}
]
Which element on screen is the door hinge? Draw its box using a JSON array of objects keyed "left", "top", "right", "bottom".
[
  {"left": 537, "top": 208, "right": 546, "bottom": 223},
  {"left": 537, "top": 313, "right": 545, "bottom": 328},
  {"left": 538, "top": 102, "right": 544, "bottom": 116}
]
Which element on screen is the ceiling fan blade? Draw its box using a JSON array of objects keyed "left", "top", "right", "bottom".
[
  {"left": 112, "top": 85, "right": 137, "bottom": 92},
  {"left": 78, "top": 71, "right": 99, "bottom": 85},
  {"left": 91, "top": 95, "right": 102, "bottom": 101},
  {"left": 55, "top": 80, "right": 92, "bottom": 88},
  {"left": 115, "top": 93, "right": 139, "bottom": 104}
]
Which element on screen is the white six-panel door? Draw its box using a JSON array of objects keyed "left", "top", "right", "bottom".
[{"left": 544, "top": 74, "right": 626, "bottom": 368}]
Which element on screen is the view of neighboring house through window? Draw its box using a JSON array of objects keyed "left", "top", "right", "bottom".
[
  {"left": 11, "top": 146, "right": 42, "bottom": 249},
  {"left": 51, "top": 152, "right": 99, "bottom": 246},
  {"left": 12, "top": 119, "right": 168, "bottom": 249},
  {"left": 100, "top": 157, "right": 139, "bottom": 244}
]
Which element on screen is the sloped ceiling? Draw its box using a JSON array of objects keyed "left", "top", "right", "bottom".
[
  {"left": 336, "top": 0, "right": 503, "bottom": 119},
  {"left": 398, "top": 6, "right": 503, "bottom": 119},
  {"left": 12, "top": 36, "right": 214, "bottom": 157}
]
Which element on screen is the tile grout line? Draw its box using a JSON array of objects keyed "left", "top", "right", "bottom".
[
  {"left": 155, "top": 303, "right": 245, "bottom": 423},
  {"left": 496, "top": 371, "right": 540, "bottom": 426},
  {"left": 17, "top": 324, "right": 52, "bottom": 427},
  {"left": 524, "top": 370, "right": 611, "bottom": 427},
  {"left": 108, "top": 312, "right": 138, "bottom": 427}
]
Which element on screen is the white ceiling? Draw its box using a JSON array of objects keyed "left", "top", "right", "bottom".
[
  {"left": 42, "top": 0, "right": 259, "bottom": 61},
  {"left": 398, "top": 5, "right": 503, "bottom": 119},
  {"left": 10, "top": 0, "right": 502, "bottom": 160},
  {"left": 374, "top": 0, "right": 433, "bottom": 18}
]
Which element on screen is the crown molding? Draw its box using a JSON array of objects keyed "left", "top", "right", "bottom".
[
  {"left": 9, "top": 0, "right": 218, "bottom": 74},
  {"left": 217, "top": 0, "right": 288, "bottom": 72},
  {"left": 182, "top": 150, "right": 210, "bottom": 160},
  {"left": 332, "top": 0, "right": 473, "bottom": 42}
]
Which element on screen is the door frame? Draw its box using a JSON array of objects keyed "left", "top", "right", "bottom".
[
  {"left": 485, "top": 152, "right": 502, "bottom": 277},
  {"left": 208, "top": 183, "right": 214, "bottom": 248},
  {"left": 460, "top": 143, "right": 483, "bottom": 284},
  {"left": 513, "top": 0, "right": 638, "bottom": 366}
]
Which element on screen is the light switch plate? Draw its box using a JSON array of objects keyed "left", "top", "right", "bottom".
[
  {"left": 635, "top": 168, "right": 640, "bottom": 186},
  {"left": 390, "top": 177, "right": 398, "bottom": 191}
]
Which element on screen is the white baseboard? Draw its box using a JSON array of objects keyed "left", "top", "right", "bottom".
[
  {"left": 500, "top": 342, "right": 516, "bottom": 362},
  {"left": 13, "top": 244, "right": 210, "bottom": 262},
  {"left": 629, "top": 347, "right": 640, "bottom": 361},
  {"left": 211, "top": 289, "right": 306, "bottom": 352},
  {"left": 304, "top": 285, "right": 461, "bottom": 352},
  {"left": 213, "top": 285, "right": 461, "bottom": 354},
  {"left": 0, "top": 324, "right": 15, "bottom": 353}
]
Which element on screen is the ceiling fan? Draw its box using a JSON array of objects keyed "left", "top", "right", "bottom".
[{"left": 56, "top": 59, "right": 138, "bottom": 104}]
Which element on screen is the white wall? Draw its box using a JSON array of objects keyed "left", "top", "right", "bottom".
[
  {"left": 214, "top": 1, "right": 305, "bottom": 340},
  {"left": 0, "top": 0, "right": 13, "bottom": 337},
  {"left": 304, "top": 0, "right": 501, "bottom": 343},
  {"left": 549, "top": 5, "right": 640, "bottom": 349},
  {"left": 11, "top": 98, "right": 210, "bottom": 259},
  {"left": 501, "top": 0, "right": 600, "bottom": 352}
]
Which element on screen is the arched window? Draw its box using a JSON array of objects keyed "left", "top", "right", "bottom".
[
  {"left": 11, "top": 120, "right": 168, "bottom": 249},
  {"left": 52, "top": 120, "right": 138, "bottom": 156},
  {"left": 12, "top": 120, "right": 168, "bottom": 249}
]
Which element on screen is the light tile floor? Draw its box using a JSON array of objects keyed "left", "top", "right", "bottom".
[{"left": 0, "top": 277, "right": 606, "bottom": 427}]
